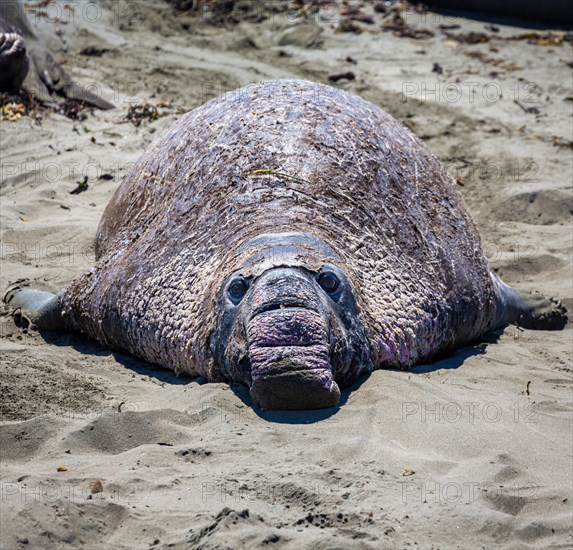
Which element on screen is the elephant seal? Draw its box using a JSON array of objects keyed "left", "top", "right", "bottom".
[
  {"left": 5, "top": 79, "right": 567, "bottom": 410},
  {"left": 0, "top": 0, "right": 114, "bottom": 108},
  {"left": 0, "top": 19, "right": 28, "bottom": 91}
]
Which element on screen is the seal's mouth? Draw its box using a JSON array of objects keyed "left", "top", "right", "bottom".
[{"left": 246, "top": 308, "right": 340, "bottom": 409}]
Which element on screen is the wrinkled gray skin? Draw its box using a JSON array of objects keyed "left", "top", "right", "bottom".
[
  {"left": 4, "top": 79, "right": 567, "bottom": 410},
  {"left": 0, "top": 0, "right": 114, "bottom": 108}
]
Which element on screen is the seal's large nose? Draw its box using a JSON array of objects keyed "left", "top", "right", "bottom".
[
  {"left": 249, "top": 367, "right": 341, "bottom": 410},
  {"left": 247, "top": 268, "right": 323, "bottom": 318},
  {"left": 245, "top": 268, "right": 340, "bottom": 410}
]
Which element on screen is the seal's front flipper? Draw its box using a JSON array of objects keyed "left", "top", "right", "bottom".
[
  {"left": 25, "top": 45, "right": 115, "bottom": 110},
  {"left": 20, "top": 48, "right": 54, "bottom": 103},
  {"left": 61, "top": 81, "right": 115, "bottom": 110},
  {"left": 491, "top": 273, "right": 567, "bottom": 331},
  {"left": 3, "top": 287, "right": 68, "bottom": 331}
]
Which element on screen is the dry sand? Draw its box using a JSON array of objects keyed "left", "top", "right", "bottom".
[{"left": 0, "top": 1, "right": 572, "bottom": 548}]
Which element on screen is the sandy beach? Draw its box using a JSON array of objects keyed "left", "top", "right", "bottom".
[{"left": 1, "top": 1, "right": 572, "bottom": 548}]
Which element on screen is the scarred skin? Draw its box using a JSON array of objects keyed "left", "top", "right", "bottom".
[{"left": 4, "top": 79, "right": 567, "bottom": 409}]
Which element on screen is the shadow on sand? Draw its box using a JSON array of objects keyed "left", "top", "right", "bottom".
[
  {"left": 423, "top": 0, "right": 573, "bottom": 28},
  {"left": 30, "top": 323, "right": 503, "bottom": 423}
]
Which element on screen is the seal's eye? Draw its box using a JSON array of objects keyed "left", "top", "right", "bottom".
[
  {"left": 317, "top": 272, "right": 340, "bottom": 294},
  {"left": 227, "top": 278, "right": 249, "bottom": 302}
]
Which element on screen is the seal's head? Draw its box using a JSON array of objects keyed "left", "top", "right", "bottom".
[
  {"left": 0, "top": 28, "right": 29, "bottom": 92},
  {"left": 210, "top": 233, "right": 370, "bottom": 410}
]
